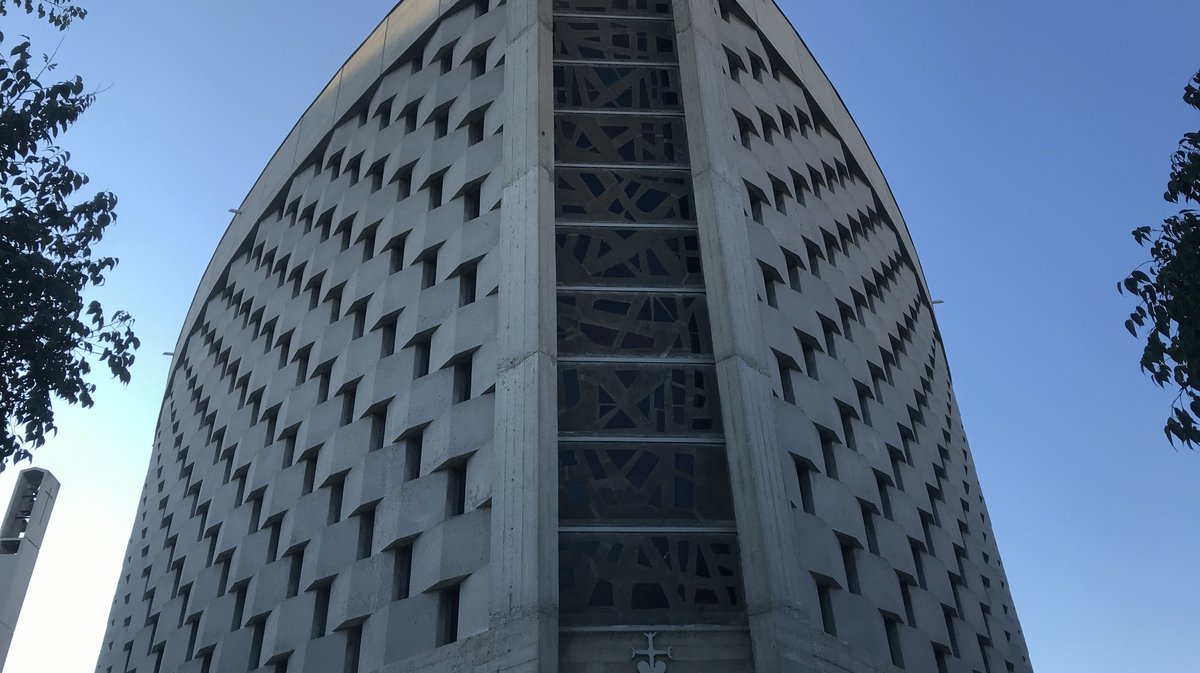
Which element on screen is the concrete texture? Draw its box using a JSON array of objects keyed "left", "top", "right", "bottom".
[
  {"left": 0, "top": 468, "right": 59, "bottom": 671},
  {"left": 95, "top": 0, "right": 1034, "bottom": 670}
]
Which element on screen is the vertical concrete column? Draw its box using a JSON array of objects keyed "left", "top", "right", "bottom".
[
  {"left": 673, "top": 2, "right": 811, "bottom": 671},
  {"left": 0, "top": 469, "right": 59, "bottom": 671},
  {"left": 491, "top": 0, "right": 558, "bottom": 668}
]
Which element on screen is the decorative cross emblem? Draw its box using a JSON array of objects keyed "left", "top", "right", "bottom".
[{"left": 631, "top": 632, "right": 674, "bottom": 673}]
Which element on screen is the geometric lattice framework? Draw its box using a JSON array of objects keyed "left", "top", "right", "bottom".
[
  {"left": 558, "top": 533, "right": 744, "bottom": 626},
  {"left": 554, "top": 65, "right": 683, "bottom": 112},
  {"left": 559, "top": 443, "right": 734, "bottom": 522},
  {"left": 557, "top": 293, "right": 714, "bottom": 355},
  {"left": 554, "top": 227, "right": 705, "bottom": 285},
  {"left": 553, "top": 0, "right": 746, "bottom": 629},
  {"left": 554, "top": 171, "right": 696, "bottom": 223}
]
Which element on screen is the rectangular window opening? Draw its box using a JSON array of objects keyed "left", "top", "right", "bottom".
[
  {"left": 801, "top": 337, "right": 818, "bottom": 380},
  {"left": 316, "top": 368, "right": 331, "bottom": 404},
  {"left": 339, "top": 382, "right": 358, "bottom": 426},
  {"left": 393, "top": 165, "right": 413, "bottom": 201},
  {"left": 249, "top": 619, "right": 266, "bottom": 670},
  {"left": 776, "top": 355, "right": 795, "bottom": 404},
  {"left": 762, "top": 266, "right": 778, "bottom": 308},
  {"left": 749, "top": 191, "right": 764, "bottom": 224},
  {"left": 944, "top": 607, "right": 961, "bottom": 657},
  {"left": 434, "top": 109, "right": 449, "bottom": 138},
  {"left": 405, "top": 432, "right": 424, "bottom": 481},
  {"left": 463, "top": 184, "right": 481, "bottom": 220},
  {"left": 302, "top": 454, "right": 318, "bottom": 495},
  {"left": 459, "top": 263, "right": 478, "bottom": 306},
  {"left": 231, "top": 583, "right": 247, "bottom": 631},
  {"left": 392, "top": 542, "right": 413, "bottom": 600},
  {"left": 265, "top": 518, "right": 281, "bottom": 563},
  {"left": 344, "top": 623, "right": 363, "bottom": 673},
  {"left": 821, "top": 435, "right": 838, "bottom": 480},
  {"left": 356, "top": 505, "right": 376, "bottom": 560},
  {"left": 935, "top": 648, "right": 950, "bottom": 673},
  {"left": 884, "top": 615, "right": 905, "bottom": 668},
  {"left": 900, "top": 578, "right": 916, "bottom": 626},
  {"left": 351, "top": 303, "right": 367, "bottom": 340},
  {"left": 403, "top": 101, "right": 419, "bottom": 132},
  {"left": 912, "top": 542, "right": 927, "bottom": 590},
  {"left": 978, "top": 636, "right": 994, "bottom": 673},
  {"left": 413, "top": 336, "right": 431, "bottom": 379},
  {"left": 327, "top": 476, "right": 345, "bottom": 524},
  {"left": 877, "top": 474, "right": 893, "bottom": 520},
  {"left": 420, "top": 249, "right": 439, "bottom": 289},
  {"left": 428, "top": 173, "right": 444, "bottom": 209},
  {"left": 310, "top": 584, "right": 330, "bottom": 639},
  {"left": 841, "top": 542, "right": 861, "bottom": 594},
  {"left": 368, "top": 157, "right": 386, "bottom": 192},
  {"left": 453, "top": 356, "right": 473, "bottom": 404},
  {"left": 369, "top": 408, "right": 387, "bottom": 451},
  {"left": 437, "top": 583, "right": 461, "bottom": 646},
  {"left": 862, "top": 505, "right": 879, "bottom": 554},
  {"left": 840, "top": 407, "right": 857, "bottom": 451},
  {"left": 817, "top": 581, "right": 837, "bottom": 636},
  {"left": 286, "top": 547, "right": 304, "bottom": 598},
  {"left": 447, "top": 463, "right": 467, "bottom": 516},
  {"left": 794, "top": 459, "right": 815, "bottom": 514},
  {"left": 375, "top": 97, "right": 394, "bottom": 129},
  {"left": 380, "top": 314, "right": 399, "bottom": 358}
]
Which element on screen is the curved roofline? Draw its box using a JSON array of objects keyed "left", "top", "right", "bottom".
[
  {"left": 159, "top": 0, "right": 447, "bottom": 420},
  {"left": 159, "top": 0, "right": 943, "bottom": 425},
  {"left": 736, "top": 0, "right": 937, "bottom": 310}
]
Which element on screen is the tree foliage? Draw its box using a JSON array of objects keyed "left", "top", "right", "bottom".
[
  {"left": 1122, "top": 70, "right": 1200, "bottom": 448},
  {"left": 0, "top": 0, "right": 85, "bottom": 29},
  {"left": 0, "top": 0, "right": 139, "bottom": 470}
]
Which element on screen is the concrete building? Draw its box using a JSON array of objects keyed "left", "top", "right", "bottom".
[
  {"left": 96, "top": 0, "right": 1034, "bottom": 671},
  {"left": 1, "top": 468, "right": 59, "bottom": 670}
]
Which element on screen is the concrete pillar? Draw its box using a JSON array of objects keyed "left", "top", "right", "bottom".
[
  {"left": 0, "top": 468, "right": 59, "bottom": 671},
  {"left": 490, "top": 0, "right": 559, "bottom": 667},
  {"left": 672, "top": 1, "right": 812, "bottom": 671}
]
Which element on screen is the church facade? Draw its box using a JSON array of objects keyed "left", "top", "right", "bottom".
[{"left": 96, "top": 0, "right": 1034, "bottom": 671}]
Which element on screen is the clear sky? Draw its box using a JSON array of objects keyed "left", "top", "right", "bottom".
[{"left": 1, "top": 1, "right": 1197, "bottom": 672}]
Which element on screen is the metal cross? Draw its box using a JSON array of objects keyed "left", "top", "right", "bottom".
[{"left": 631, "top": 631, "right": 674, "bottom": 671}]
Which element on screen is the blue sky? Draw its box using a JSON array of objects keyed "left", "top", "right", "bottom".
[{"left": 1, "top": 1, "right": 1198, "bottom": 671}]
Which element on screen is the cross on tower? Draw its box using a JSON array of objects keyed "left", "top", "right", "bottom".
[{"left": 631, "top": 632, "right": 674, "bottom": 671}]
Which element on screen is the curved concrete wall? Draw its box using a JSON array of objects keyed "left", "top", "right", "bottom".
[
  {"left": 99, "top": 0, "right": 513, "bottom": 669},
  {"left": 674, "top": 0, "right": 1035, "bottom": 671},
  {"left": 98, "top": 0, "right": 1034, "bottom": 670}
]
